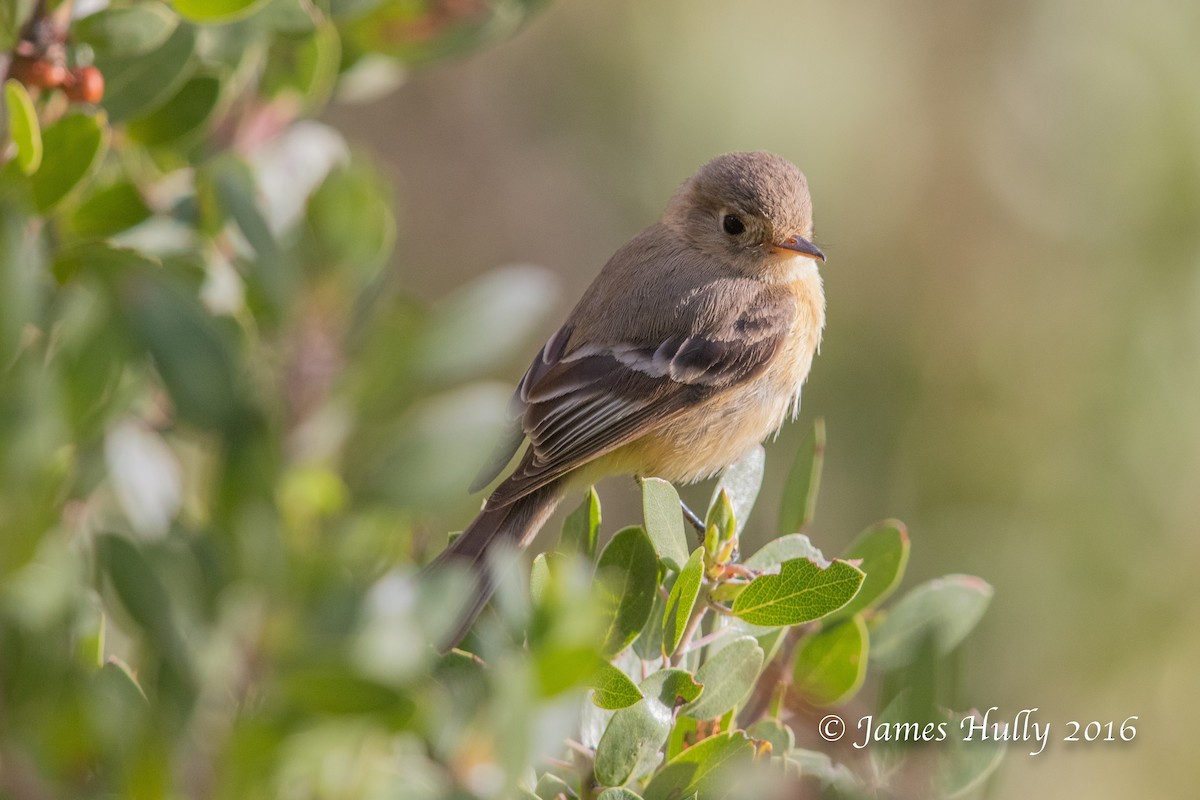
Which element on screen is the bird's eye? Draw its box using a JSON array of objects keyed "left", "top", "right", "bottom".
[{"left": 722, "top": 214, "right": 745, "bottom": 236}]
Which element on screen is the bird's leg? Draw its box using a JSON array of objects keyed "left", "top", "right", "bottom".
[{"left": 680, "top": 500, "right": 705, "bottom": 537}]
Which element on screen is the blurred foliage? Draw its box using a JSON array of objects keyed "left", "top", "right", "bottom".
[{"left": 0, "top": 1, "right": 998, "bottom": 798}]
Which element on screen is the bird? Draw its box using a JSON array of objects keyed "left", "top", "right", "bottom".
[{"left": 431, "top": 151, "right": 826, "bottom": 646}]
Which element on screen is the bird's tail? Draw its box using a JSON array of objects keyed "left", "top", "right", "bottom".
[{"left": 427, "top": 481, "right": 564, "bottom": 649}]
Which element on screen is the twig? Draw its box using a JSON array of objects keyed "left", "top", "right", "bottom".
[
  {"left": 563, "top": 738, "right": 594, "bottom": 758},
  {"left": 669, "top": 606, "right": 708, "bottom": 666},
  {"left": 680, "top": 499, "right": 705, "bottom": 536},
  {"left": 679, "top": 627, "right": 728, "bottom": 656}
]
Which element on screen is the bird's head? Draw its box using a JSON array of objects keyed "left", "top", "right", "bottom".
[{"left": 663, "top": 151, "right": 824, "bottom": 278}]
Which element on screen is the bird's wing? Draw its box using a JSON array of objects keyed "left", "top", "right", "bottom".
[{"left": 483, "top": 285, "right": 795, "bottom": 508}]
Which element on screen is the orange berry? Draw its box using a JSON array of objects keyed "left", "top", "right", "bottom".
[
  {"left": 10, "top": 57, "right": 68, "bottom": 89},
  {"left": 64, "top": 66, "right": 104, "bottom": 104}
]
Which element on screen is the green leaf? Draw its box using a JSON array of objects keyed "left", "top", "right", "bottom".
[
  {"left": 709, "top": 444, "right": 764, "bottom": 536},
  {"left": 744, "top": 533, "right": 827, "bottom": 571},
  {"left": 66, "top": 181, "right": 152, "bottom": 238},
  {"left": 111, "top": 257, "right": 242, "bottom": 429},
  {"left": 590, "top": 663, "right": 643, "bottom": 710},
  {"left": 595, "top": 526, "right": 659, "bottom": 657},
  {"left": 96, "top": 657, "right": 148, "bottom": 704},
  {"left": 597, "top": 789, "right": 644, "bottom": 800},
  {"left": 561, "top": 487, "right": 600, "bottom": 560},
  {"left": 937, "top": 710, "right": 1007, "bottom": 798},
  {"left": 0, "top": 1, "right": 37, "bottom": 52},
  {"left": 705, "top": 488, "right": 735, "bottom": 546},
  {"left": 778, "top": 417, "right": 825, "bottom": 534},
  {"left": 283, "top": 666, "right": 413, "bottom": 719},
  {"left": 641, "top": 477, "right": 689, "bottom": 570},
  {"left": 128, "top": 73, "right": 222, "bottom": 147},
  {"left": 98, "top": 21, "right": 196, "bottom": 122},
  {"left": 648, "top": 665, "right": 702, "bottom": 706},
  {"left": 792, "top": 615, "right": 869, "bottom": 706},
  {"left": 262, "top": 11, "right": 341, "bottom": 107},
  {"left": 681, "top": 635, "right": 763, "bottom": 720},
  {"left": 732, "top": 558, "right": 864, "bottom": 627},
  {"left": 632, "top": 572, "right": 669, "bottom": 661},
  {"left": 530, "top": 553, "right": 550, "bottom": 605},
  {"left": 870, "top": 575, "right": 993, "bottom": 670},
  {"left": 665, "top": 715, "right": 698, "bottom": 762},
  {"left": 173, "top": 0, "right": 269, "bottom": 23},
  {"left": 31, "top": 113, "right": 107, "bottom": 212},
  {"left": 787, "top": 748, "right": 860, "bottom": 793},
  {"left": 199, "top": 155, "right": 289, "bottom": 307},
  {"left": 73, "top": 2, "right": 179, "bottom": 58},
  {"left": 827, "top": 520, "right": 910, "bottom": 622},
  {"left": 594, "top": 669, "right": 702, "bottom": 787},
  {"left": 96, "top": 534, "right": 186, "bottom": 669},
  {"left": 662, "top": 547, "right": 704, "bottom": 656},
  {"left": 746, "top": 719, "right": 793, "bottom": 755},
  {"left": 642, "top": 730, "right": 754, "bottom": 800},
  {"left": 305, "top": 157, "right": 396, "bottom": 279},
  {"left": 535, "top": 773, "right": 577, "bottom": 800},
  {"left": 4, "top": 79, "right": 41, "bottom": 174}
]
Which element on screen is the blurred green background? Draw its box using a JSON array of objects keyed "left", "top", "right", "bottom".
[{"left": 329, "top": 1, "right": 1199, "bottom": 796}]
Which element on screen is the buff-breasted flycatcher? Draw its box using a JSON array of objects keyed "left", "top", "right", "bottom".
[{"left": 433, "top": 151, "right": 826, "bottom": 645}]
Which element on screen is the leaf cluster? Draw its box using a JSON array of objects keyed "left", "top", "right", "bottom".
[{"left": 502, "top": 423, "right": 1000, "bottom": 800}]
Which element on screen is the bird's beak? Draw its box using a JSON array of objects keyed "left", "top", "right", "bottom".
[{"left": 773, "top": 236, "right": 825, "bottom": 261}]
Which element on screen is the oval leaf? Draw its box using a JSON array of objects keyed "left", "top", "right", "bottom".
[
  {"left": 643, "top": 730, "right": 754, "bottom": 800},
  {"left": 632, "top": 572, "right": 669, "bottom": 661},
  {"left": 534, "top": 773, "right": 575, "bottom": 800},
  {"left": 67, "top": 181, "right": 152, "bottom": 238},
  {"left": 596, "top": 526, "right": 658, "bottom": 657},
  {"left": 744, "top": 533, "right": 828, "bottom": 571},
  {"left": 778, "top": 417, "right": 825, "bottom": 534},
  {"left": 112, "top": 259, "right": 242, "bottom": 429},
  {"left": 31, "top": 113, "right": 107, "bottom": 212},
  {"left": 594, "top": 669, "right": 702, "bottom": 787},
  {"left": 662, "top": 546, "right": 704, "bottom": 656},
  {"left": 732, "top": 558, "right": 864, "bottom": 627},
  {"left": 96, "top": 533, "right": 183, "bottom": 664},
  {"left": 74, "top": 2, "right": 179, "bottom": 58},
  {"left": 937, "top": 710, "right": 1008, "bottom": 798},
  {"left": 641, "top": 477, "right": 689, "bottom": 570},
  {"left": 590, "top": 663, "right": 643, "bottom": 711},
  {"left": 792, "top": 615, "right": 869, "bottom": 706},
  {"left": 128, "top": 73, "right": 222, "bottom": 146},
  {"left": 4, "top": 79, "right": 41, "bottom": 174},
  {"left": 597, "top": 789, "right": 644, "bottom": 800},
  {"left": 746, "top": 718, "right": 794, "bottom": 755},
  {"left": 828, "top": 520, "right": 910, "bottom": 621},
  {"left": 681, "top": 635, "right": 764, "bottom": 720},
  {"left": 304, "top": 156, "right": 396, "bottom": 279},
  {"left": 870, "top": 575, "right": 993, "bottom": 670},
  {"left": 173, "top": 0, "right": 268, "bottom": 23},
  {"left": 98, "top": 22, "right": 195, "bottom": 122}
]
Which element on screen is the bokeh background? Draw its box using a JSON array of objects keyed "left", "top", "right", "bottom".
[{"left": 330, "top": 1, "right": 1200, "bottom": 796}]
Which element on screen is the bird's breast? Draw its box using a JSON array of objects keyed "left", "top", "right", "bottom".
[{"left": 599, "top": 271, "right": 825, "bottom": 485}]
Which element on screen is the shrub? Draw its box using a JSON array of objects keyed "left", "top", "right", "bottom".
[{"left": 0, "top": 2, "right": 997, "bottom": 797}]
